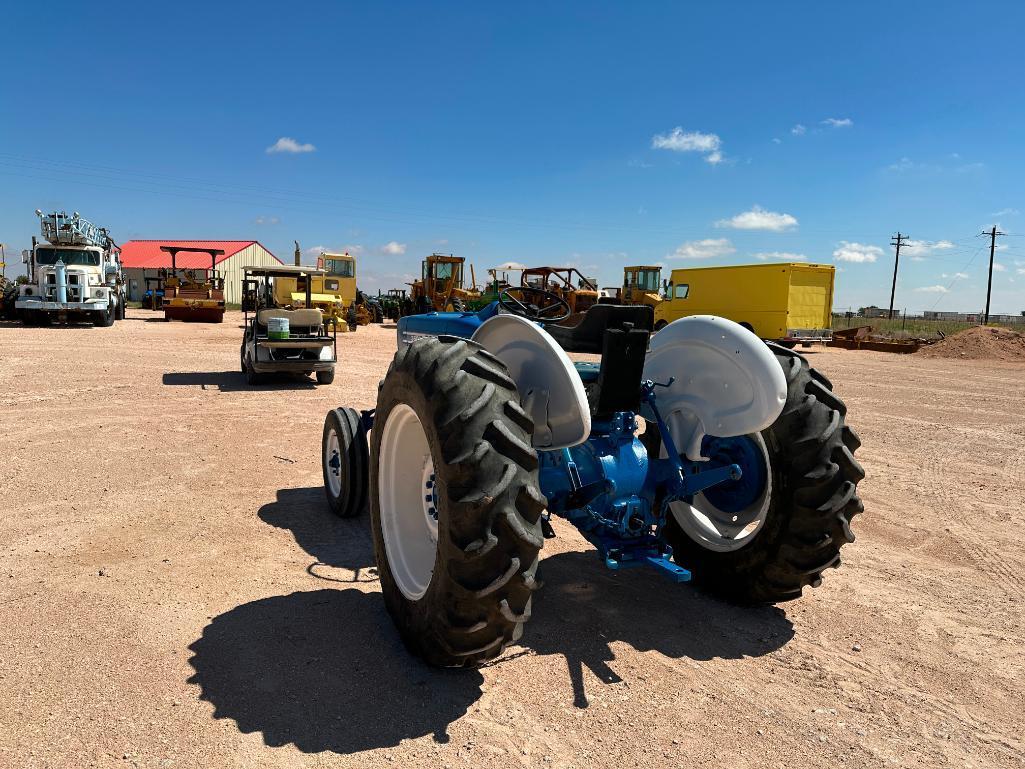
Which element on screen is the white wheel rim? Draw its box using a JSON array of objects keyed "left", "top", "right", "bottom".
[
  {"left": 324, "top": 428, "right": 342, "bottom": 497},
  {"left": 378, "top": 403, "right": 438, "bottom": 600},
  {"left": 669, "top": 433, "right": 772, "bottom": 553}
]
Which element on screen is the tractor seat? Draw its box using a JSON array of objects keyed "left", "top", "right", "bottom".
[
  {"left": 256, "top": 308, "right": 324, "bottom": 334},
  {"left": 542, "top": 304, "right": 654, "bottom": 354}
]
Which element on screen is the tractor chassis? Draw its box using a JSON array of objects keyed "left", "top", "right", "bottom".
[{"left": 351, "top": 372, "right": 754, "bottom": 583}]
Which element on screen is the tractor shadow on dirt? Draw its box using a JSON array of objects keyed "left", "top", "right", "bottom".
[
  {"left": 162, "top": 371, "right": 317, "bottom": 392},
  {"left": 521, "top": 550, "right": 795, "bottom": 708},
  {"left": 187, "top": 588, "right": 482, "bottom": 754},
  {"left": 258, "top": 486, "right": 378, "bottom": 584}
]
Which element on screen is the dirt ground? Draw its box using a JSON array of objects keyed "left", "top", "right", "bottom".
[{"left": 1, "top": 310, "right": 1023, "bottom": 769}]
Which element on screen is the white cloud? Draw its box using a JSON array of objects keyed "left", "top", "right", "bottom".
[
  {"left": 753, "top": 251, "right": 809, "bottom": 261},
  {"left": 266, "top": 137, "right": 316, "bottom": 154},
  {"left": 791, "top": 124, "right": 806, "bottom": 136},
  {"left": 495, "top": 261, "right": 527, "bottom": 270},
  {"left": 380, "top": 241, "right": 406, "bottom": 255},
  {"left": 305, "top": 243, "right": 363, "bottom": 256},
  {"left": 822, "top": 117, "right": 853, "bottom": 128},
  {"left": 716, "top": 205, "right": 798, "bottom": 232},
  {"left": 913, "top": 285, "right": 950, "bottom": 293},
  {"left": 991, "top": 208, "right": 1019, "bottom": 217},
  {"left": 992, "top": 262, "right": 1006, "bottom": 272},
  {"left": 1017, "top": 268, "right": 1025, "bottom": 275},
  {"left": 887, "top": 157, "right": 923, "bottom": 173},
  {"left": 254, "top": 215, "right": 280, "bottom": 225},
  {"left": 651, "top": 127, "right": 724, "bottom": 164},
  {"left": 941, "top": 272, "right": 970, "bottom": 280},
  {"left": 669, "top": 238, "right": 735, "bottom": 260},
  {"left": 902, "top": 239, "right": 954, "bottom": 261},
  {"left": 771, "top": 137, "right": 782, "bottom": 144},
  {"left": 833, "top": 241, "right": 883, "bottom": 263}
]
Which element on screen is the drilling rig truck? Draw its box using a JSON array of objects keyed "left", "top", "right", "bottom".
[{"left": 17, "top": 210, "right": 125, "bottom": 326}]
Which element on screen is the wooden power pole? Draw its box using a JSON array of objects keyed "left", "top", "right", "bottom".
[
  {"left": 981, "top": 225, "right": 1005, "bottom": 325},
  {"left": 888, "top": 232, "right": 908, "bottom": 320}
]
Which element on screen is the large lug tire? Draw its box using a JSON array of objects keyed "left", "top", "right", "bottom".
[
  {"left": 322, "top": 407, "right": 369, "bottom": 518},
  {"left": 316, "top": 368, "right": 336, "bottom": 385},
  {"left": 662, "top": 342, "right": 865, "bottom": 603},
  {"left": 370, "top": 336, "right": 545, "bottom": 667},
  {"left": 448, "top": 298, "right": 466, "bottom": 313}
]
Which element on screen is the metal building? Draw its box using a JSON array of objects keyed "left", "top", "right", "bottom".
[{"left": 119, "top": 240, "right": 282, "bottom": 305}]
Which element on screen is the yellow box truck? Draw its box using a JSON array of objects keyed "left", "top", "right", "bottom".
[{"left": 654, "top": 262, "right": 835, "bottom": 346}]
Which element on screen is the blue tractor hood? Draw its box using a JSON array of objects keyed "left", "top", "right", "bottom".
[{"left": 396, "top": 302, "right": 500, "bottom": 347}]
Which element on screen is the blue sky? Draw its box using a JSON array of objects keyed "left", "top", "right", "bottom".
[{"left": 2, "top": 1, "right": 1024, "bottom": 313}]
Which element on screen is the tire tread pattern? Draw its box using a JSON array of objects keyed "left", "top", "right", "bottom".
[{"left": 371, "top": 336, "right": 544, "bottom": 667}]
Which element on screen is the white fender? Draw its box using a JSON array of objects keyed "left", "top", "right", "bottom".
[
  {"left": 641, "top": 316, "right": 787, "bottom": 461},
  {"left": 471, "top": 315, "right": 590, "bottom": 449}
]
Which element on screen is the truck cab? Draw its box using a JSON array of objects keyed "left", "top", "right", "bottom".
[
  {"left": 17, "top": 211, "right": 125, "bottom": 326},
  {"left": 602, "top": 266, "right": 663, "bottom": 307}
]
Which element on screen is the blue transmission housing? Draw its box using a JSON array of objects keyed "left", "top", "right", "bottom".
[{"left": 393, "top": 303, "right": 766, "bottom": 582}]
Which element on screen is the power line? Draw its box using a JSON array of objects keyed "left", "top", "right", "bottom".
[
  {"left": 888, "top": 232, "right": 909, "bottom": 320},
  {"left": 928, "top": 246, "right": 985, "bottom": 310},
  {"left": 981, "top": 225, "right": 1006, "bottom": 324}
]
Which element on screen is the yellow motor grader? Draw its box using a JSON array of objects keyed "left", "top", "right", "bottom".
[
  {"left": 408, "top": 253, "right": 481, "bottom": 313},
  {"left": 602, "top": 265, "right": 665, "bottom": 308}
]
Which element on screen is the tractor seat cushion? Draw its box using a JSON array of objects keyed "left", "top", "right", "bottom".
[
  {"left": 542, "top": 304, "right": 654, "bottom": 354},
  {"left": 257, "top": 308, "right": 323, "bottom": 330}
]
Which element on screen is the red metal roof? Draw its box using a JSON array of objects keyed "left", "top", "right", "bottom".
[{"left": 119, "top": 240, "right": 281, "bottom": 269}]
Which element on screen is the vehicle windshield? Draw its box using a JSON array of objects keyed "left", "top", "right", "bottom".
[
  {"left": 325, "top": 258, "right": 354, "bottom": 277},
  {"left": 433, "top": 262, "right": 455, "bottom": 281},
  {"left": 634, "top": 269, "right": 660, "bottom": 291},
  {"left": 35, "top": 248, "right": 101, "bottom": 266}
]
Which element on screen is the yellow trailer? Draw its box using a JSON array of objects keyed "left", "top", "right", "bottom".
[{"left": 654, "top": 262, "right": 835, "bottom": 346}]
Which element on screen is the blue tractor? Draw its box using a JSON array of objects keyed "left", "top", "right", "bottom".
[{"left": 322, "top": 287, "right": 864, "bottom": 667}]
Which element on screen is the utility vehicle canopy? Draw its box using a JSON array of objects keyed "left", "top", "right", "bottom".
[{"left": 243, "top": 265, "right": 326, "bottom": 277}]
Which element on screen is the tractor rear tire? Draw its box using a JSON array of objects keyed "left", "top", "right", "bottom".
[
  {"left": 663, "top": 343, "right": 865, "bottom": 603},
  {"left": 370, "top": 336, "right": 545, "bottom": 667},
  {"left": 449, "top": 298, "right": 466, "bottom": 313},
  {"left": 322, "top": 407, "right": 369, "bottom": 518}
]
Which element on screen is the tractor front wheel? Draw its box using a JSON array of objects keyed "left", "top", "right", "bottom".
[
  {"left": 322, "top": 407, "right": 369, "bottom": 517},
  {"left": 662, "top": 343, "right": 865, "bottom": 603},
  {"left": 370, "top": 336, "right": 545, "bottom": 667}
]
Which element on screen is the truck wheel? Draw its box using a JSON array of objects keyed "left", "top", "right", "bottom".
[
  {"left": 370, "top": 336, "right": 545, "bottom": 667},
  {"left": 661, "top": 342, "right": 864, "bottom": 603},
  {"left": 653, "top": 319, "right": 668, "bottom": 332},
  {"left": 316, "top": 368, "right": 335, "bottom": 385},
  {"left": 95, "top": 301, "right": 115, "bottom": 327},
  {"left": 322, "top": 407, "right": 369, "bottom": 517}
]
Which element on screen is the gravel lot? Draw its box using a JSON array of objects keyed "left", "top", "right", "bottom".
[{"left": 2, "top": 309, "right": 1023, "bottom": 768}]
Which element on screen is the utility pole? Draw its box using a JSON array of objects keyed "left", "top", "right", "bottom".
[
  {"left": 888, "top": 232, "right": 908, "bottom": 320},
  {"left": 981, "top": 225, "right": 1005, "bottom": 325}
]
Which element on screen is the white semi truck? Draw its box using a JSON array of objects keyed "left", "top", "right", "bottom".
[{"left": 16, "top": 210, "right": 125, "bottom": 326}]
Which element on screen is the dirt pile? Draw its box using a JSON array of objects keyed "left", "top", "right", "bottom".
[{"left": 918, "top": 325, "right": 1025, "bottom": 360}]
